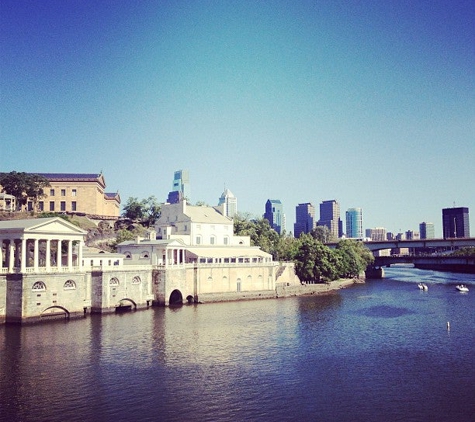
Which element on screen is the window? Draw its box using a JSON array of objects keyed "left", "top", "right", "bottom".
[
  {"left": 49, "top": 201, "right": 55, "bottom": 211},
  {"left": 71, "top": 201, "right": 77, "bottom": 211},
  {"left": 110, "top": 277, "right": 119, "bottom": 286},
  {"left": 132, "top": 276, "right": 141, "bottom": 284},
  {"left": 61, "top": 189, "right": 66, "bottom": 196},
  {"left": 210, "top": 236, "right": 215, "bottom": 245},
  {"left": 125, "top": 252, "right": 132, "bottom": 259},
  {"left": 72, "top": 189, "right": 77, "bottom": 196},
  {"left": 64, "top": 280, "right": 76, "bottom": 290},
  {"left": 27, "top": 201, "right": 33, "bottom": 211},
  {"left": 32, "top": 281, "right": 46, "bottom": 291},
  {"left": 38, "top": 201, "right": 44, "bottom": 211},
  {"left": 60, "top": 201, "right": 66, "bottom": 211},
  {"left": 140, "top": 251, "right": 150, "bottom": 259},
  {"left": 50, "top": 189, "right": 55, "bottom": 196},
  {"left": 196, "top": 236, "right": 201, "bottom": 245},
  {"left": 224, "top": 237, "right": 229, "bottom": 245}
]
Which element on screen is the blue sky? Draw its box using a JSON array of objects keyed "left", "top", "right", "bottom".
[{"left": 1, "top": 0, "right": 474, "bottom": 236}]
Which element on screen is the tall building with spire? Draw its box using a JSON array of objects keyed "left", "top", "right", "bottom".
[
  {"left": 318, "top": 200, "right": 342, "bottom": 239},
  {"left": 217, "top": 188, "right": 237, "bottom": 218},
  {"left": 264, "top": 199, "right": 283, "bottom": 234}
]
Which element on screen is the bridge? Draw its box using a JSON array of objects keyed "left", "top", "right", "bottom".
[{"left": 326, "top": 238, "right": 475, "bottom": 252}]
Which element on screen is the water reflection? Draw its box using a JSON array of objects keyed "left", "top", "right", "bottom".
[{"left": 1, "top": 268, "right": 475, "bottom": 422}]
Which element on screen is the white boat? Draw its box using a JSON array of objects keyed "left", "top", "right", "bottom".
[
  {"left": 418, "top": 283, "right": 428, "bottom": 291},
  {"left": 456, "top": 284, "right": 469, "bottom": 293}
]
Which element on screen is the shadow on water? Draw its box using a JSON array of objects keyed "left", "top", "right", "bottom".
[{"left": 355, "top": 304, "right": 416, "bottom": 318}]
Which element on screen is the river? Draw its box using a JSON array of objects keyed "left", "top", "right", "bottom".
[{"left": 1, "top": 266, "right": 474, "bottom": 422}]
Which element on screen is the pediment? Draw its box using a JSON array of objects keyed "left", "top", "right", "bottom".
[{"left": 27, "top": 218, "right": 87, "bottom": 235}]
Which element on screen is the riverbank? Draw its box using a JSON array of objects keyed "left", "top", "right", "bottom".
[{"left": 197, "top": 278, "right": 361, "bottom": 304}]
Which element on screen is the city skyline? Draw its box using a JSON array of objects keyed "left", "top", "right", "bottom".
[{"left": 1, "top": 1, "right": 474, "bottom": 236}]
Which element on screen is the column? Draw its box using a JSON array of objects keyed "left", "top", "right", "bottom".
[
  {"left": 34, "top": 239, "right": 39, "bottom": 271},
  {"left": 67, "top": 239, "right": 73, "bottom": 270},
  {"left": 45, "top": 239, "right": 51, "bottom": 271},
  {"left": 77, "top": 240, "right": 83, "bottom": 270},
  {"left": 57, "top": 240, "right": 62, "bottom": 270},
  {"left": 0, "top": 239, "right": 3, "bottom": 270},
  {"left": 20, "top": 238, "right": 27, "bottom": 272},
  {"left": 8, "top": 239, "right": 15, "bottom": 272}
]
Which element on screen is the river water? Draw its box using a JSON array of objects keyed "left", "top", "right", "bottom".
[{"left": 1, "top": 266, "right": 474, "bottom": 422}]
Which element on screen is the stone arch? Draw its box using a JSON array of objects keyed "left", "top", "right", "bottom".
[
  {"left": 115, "top": 298, "right": 137, "bottom": 312},
  {"left": 169, "top": 289, "right": 183, "bottom": 306},
  {"left": 41, "top": 306, "right": 70, "bottom": 319},
  {"left": 140, "top": 251, "right": 150, "bottom": 259},
  {"left": 131, "top": 276, "right": 141, "bottom": 284}
]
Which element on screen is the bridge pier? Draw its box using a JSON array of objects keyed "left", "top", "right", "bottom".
[{"left": 365, "top": 266, "right": 385, "bottom": 279}]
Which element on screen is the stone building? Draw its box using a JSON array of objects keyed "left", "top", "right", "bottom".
[
  {"left": 0, "top": 207, "right": 299, "bottom": 323},
  {"left": 26, "top": 173, "right": 120, "bottom": 219}
]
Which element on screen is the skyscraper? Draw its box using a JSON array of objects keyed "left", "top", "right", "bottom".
[
  {"left": 346, "top": 208, "right": 363, "bottom": 239},
  {"left": 172, "top": 170, "right": 190, "bottom": 200},
  {"left": 294, "top": 203, "right": 315, "bottom": 238},
  {"left": 318, "top": 200, "right": 342, "bottom": 239},
  {"left": 419, "top": 222, "right": 435, "bottom": 239},
  {"left": 442, "top": 207, "right": 470, "bottom": 238},
  {"left": 217, "top": 188, "right": 237, "bottom": 218},
  {"left": 264, "top": 199, "right": 283, "bottom": 234}
]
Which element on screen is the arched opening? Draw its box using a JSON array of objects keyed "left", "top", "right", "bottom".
[
  {"left": 115, "top": 298, "right": 137, "bottom": 313},
  {"left": 41, "top": 306, "right": 70, "bottom": 320},
  {"left": 186, "top": 295, "right": 194, "bottom": 304},
  {"left": 169, "top": 289, "right": 183, "bottom": 306}
]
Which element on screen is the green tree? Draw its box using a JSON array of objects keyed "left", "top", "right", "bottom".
[
  {"left": 122, "top": 197, "right": 146, "bottom": 220},
  {"left": 310, "top": 225, "right": 334, "bottom": 243},
  {"left": 122, "top": 196, "right": 162, "bottom": 227},
  {"left": 0, "top": 171, "right": 50, "bottom": 210},
  {"left": 336, "top": 239, "right": 374, "bottom": 278},
  {"left": 143, "top": 196, "right": 162, "bottom": 227}
]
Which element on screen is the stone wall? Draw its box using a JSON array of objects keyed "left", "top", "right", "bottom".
[
  {"left": 90, "top": 268, "right": 153, "bottom": 314},
  {"left": 5, "top": 272, "right": 89, "bottom": 323}
]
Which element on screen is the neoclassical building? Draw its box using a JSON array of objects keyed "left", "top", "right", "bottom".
[
  {"left": 25, "top": 173, "right": 120, "bottom": 219},
  {"left": 0, "top": 208, "right": 299, "bottom": 323}
]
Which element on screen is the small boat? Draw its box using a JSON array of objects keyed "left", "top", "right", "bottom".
[
  {"left": 456, "top": 284, "right": 469, "bottom": 293},
  {"left": 418, "top": 283, "right": 428, "bottom": 291}
]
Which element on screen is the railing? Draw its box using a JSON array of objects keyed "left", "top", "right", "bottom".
[{"left": 0, "top": 266, "right": 82, "bottom": 274}]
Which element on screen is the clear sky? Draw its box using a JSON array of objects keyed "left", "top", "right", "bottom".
[{"left": 1, "top": 0, "right": 474, "bottom": 236}]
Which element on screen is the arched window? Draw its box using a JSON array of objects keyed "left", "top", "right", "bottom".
[
  {"left": 207, "top": 276, "right": 213, "bottom": 283},
  {"left": 124, "top": 252, "right": 132, "bottom": 259},
  {"left": 110, "top": 277, "right": 119, "bottom": 286},
  {"left": 64, "top": 280, "right": 76, "bottom": 290},
  {"left": 32, "top": 281, "right": 46, "bottom": 291},
  {"left": 140, "top": 251, "right": 150, "bottom": 259},
  {"left": 132, "top": 276, "right": 141, "bottom": 284}
]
